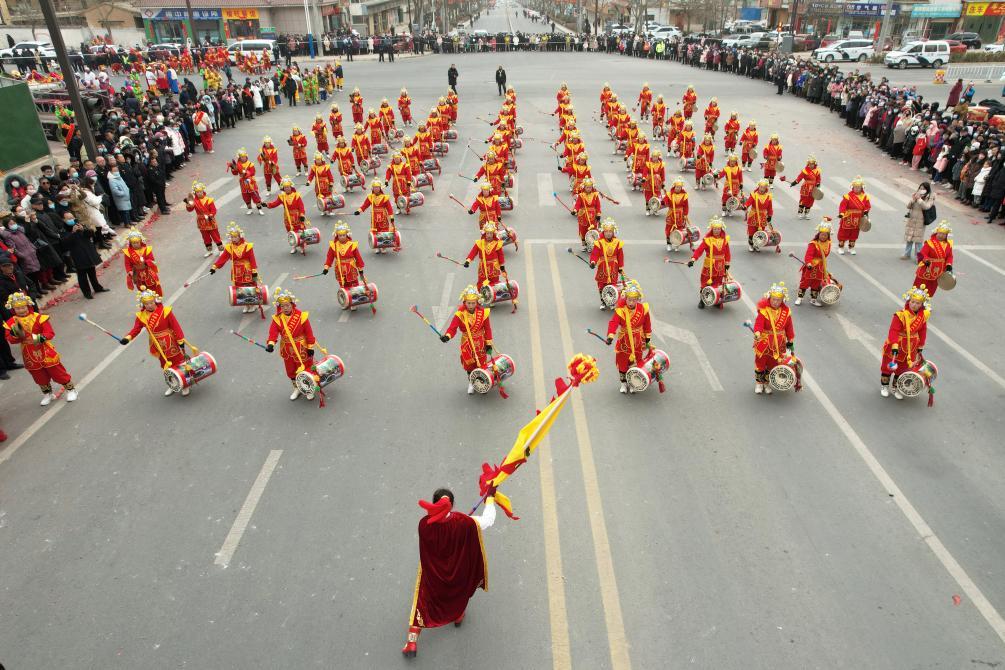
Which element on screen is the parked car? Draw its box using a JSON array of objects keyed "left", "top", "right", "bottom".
[
  {"left": 885, "top": 40, "right": 951, "bottom": 68},
  {"left": 649, "top": 26, "right": 681, "bottom": 40},
  {"left": 721, "top": 34, "right": 758, "bottom": 48},
  {"left": 793, "top": 34, "right": 820, "bottom": 51},
  {"left": 818, "top": 33, "right": 843, "bottom": 48},
  {"left": 945, "top": 39, "right": 969, "bottom": 54},
  {"left": 226, "top": 38, "right": 276, "bottom": 64},
  {"left": 984, "top": 42, "right": 1005, "bottom": 53},
  {"left": 0, "top": 40, "right": 56, "bottom": 59},
  {"left": 147, "top": 43, "right": 181, "bottom": 58},
  {"left": 813, "top": 39, "right": 875, "bottom": 62},
  {"left": 947, "top": 31, "right": 982, "bottom": 49}
]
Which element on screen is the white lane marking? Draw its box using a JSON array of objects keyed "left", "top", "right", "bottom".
[
  {"left": 958, "top": 248, "right": 1005, "bottom": 278},
  {"left": 838, "top": 256, "right": 1005, "bottom": 390},
  {"left": 772, "top": 183, "right": 797, "bottom": 202},
  {"left": 216, "top": 187, "right": 243, "bottom": 209},
  {"left": 431, "top": 272, "right": 456, "bottom": 330},
  {"left": 0, "top": 260, "right": 213, "bottom": 468},
  {"left": 238, "top": 272, "right": 287, "bottom": 333},
  {"left": 208, "top": 176, "right": 231, "bottom": 192},
  {"left": 818, "top": 184, "right": 843, "bottom": 207},
  {"left": 835, "top": 312, "right": 879, "bottom": 359},
  {"left": 538, "top": 172, "right": 555, "bottom": 207},
  {"left": 601, "top": 172, "right": 631, "bottom": 208},
  {"left": 863, "top": 177, "right": 911, "bottom": 205},
  {"left": 522, "top": 239, "right": 1005, "bottom": 250},
  {"left": 338, "top": 310, "right": 350, "bottom": 323},
  {"left": 737, "top": 290, "right": 1005, "bottom": 646},
  {"left": 652, "top": 318, "right": 723, "bottom": 391},
  {"left": 214, "top": 449, "right": 283, "bottom": 567}
]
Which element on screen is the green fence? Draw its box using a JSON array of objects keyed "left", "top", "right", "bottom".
[{"left": 0, "top": 78, "right": 53, "bottom": 173}]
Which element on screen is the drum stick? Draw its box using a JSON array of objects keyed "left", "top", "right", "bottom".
[
  {"left": 586, "top": 328, "right": 609, "bottom": 344},
  {"left": 293, "top": 272, "right": 325, "bottom": 280},
  {"left": 664, "top": 257, "right": 689, "bottom": 266},
  {"left": 230, "top": 329, "right": 269, "bottom": 351},
  {"left": 553, "top": 192, "right": 572, "bottom": 212},
  {"left": 787, "top": 252, "right": 808, "bottom": 269},
  {"left": 742, "top": 320, "right": 755, "bottom": 334},
  {"left": 77, "top": 313, "right": 122, "bottom": 341},
  {"left": 503, "top": 271, "right": 517, "bottom": 313},
  {"left": 363, "top": 278, "right": 377, "bottom": 316},
  {"left": 465, "top": 144, "right": 485, "bottom": 162},
  {"left": 410, "top": 305, "right": 444, "bottom": 338},
  {"left": 436, "top": 251, "right": 464, "bottom": 266},
  {"left": 448, "top": 194, "right": 468, "bottom": 211},
  {"left": 566, "top": 248, "right": 591, "bottom": 266},
  {"left": 183, "top": 271, "right": 213, "bottom": 288},
  {"left": 456, "top": 173, "right": 477, "bottom": 182},
  {"left": 597, "top": 190, "right": 620, "bottom": 205}
]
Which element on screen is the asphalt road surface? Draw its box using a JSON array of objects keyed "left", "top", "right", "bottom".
[{"left": 1, "top": 8, "right": 1004, "bottom": 669}]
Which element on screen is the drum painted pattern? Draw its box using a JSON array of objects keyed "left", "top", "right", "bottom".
[
  {"left": 422, "top": 158, "right": 441, "bottom": 174},
  {"left": 396, "top": 192, "right": 425, "bottom": 210},
  {"left": 469, "top": 353, "right": 517, "bottom": 394},
  {"left": 289, "top": 227, "right": 322, "bottom": 247},
  {"left": 818, "top": 280, "right": 842, "bottom": 305},
  {"left": 646, "top": 197, "right": 661, "bottom": 215},
  {"left": 479, "top": 279, "right": 520, "bottom": 306},
  {"left": 584, "top": 228, "right": 600, "bottom": 246},
  {"left": 751, "top": 229, "right": 782, "bottom": 250},
  {"left": 601, "top": 283, "right": 620, "bottom": 309},
  {"left": 323, "top": 194, "right": 346, "bottom": 211},
  {"left": 700, "top": 280, "right": 743, "bottom": 306},
  {"left": 895, "top": 360, "right": 938, "bottom": 398},
  {"left": 164, "top": 352, "right": 218, "bottom": 392},
  {"left": 497, "top": 226, "right": 518, "bottom": 246},
  {"left": 336, "top": 282, "right": 379, "bottom": 309},
  {"left": 444, "top": 129, "right": 458, "bottom": 141},
  {"left": 369, "top": 230, "right": 401, "bottom": 250},
  {"left": 498, "top": 196, "right": 514, "bottom": 211},
  {"left": 342, "top": 174, "right": 362, "bottom": 189},
  {"left": 414, "top": 172, "right": 434, "bottom": 189},
  {"left": 295, "top": 353, "right": 346, "bottom": 395},
  {"left": 372, "top": 143, "right": 389, "bottom": 155},
  {"left": 625, "top": 348, "right": 670, "bottom": 392},
  {"left": 725, "top": 196, "right": 741, "bottom": 213},
  {"left": 229, "top": 283, "right": 269, "bottom": 306},
  {"left": 678, "top": 157, "right": 696, "bottom": 172}
]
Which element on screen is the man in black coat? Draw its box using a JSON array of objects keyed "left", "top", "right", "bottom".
[
  {"left": 984, "top": 163, "right": 1005, "bottom": 222},
  {"left": 59, "top": 210, "right": 108, "bottom": 300},
  {"left": 448, "top": 64, "right": 459, "bottom": 93},
  {"left": 495, "top": 66, "right": 507, "bottom": 96}
]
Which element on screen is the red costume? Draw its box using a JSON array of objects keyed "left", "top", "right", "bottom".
[
  {"left": 740, "top": 126, "right": 759, "bottom": 167},
  {"left": 753, "top": 298, "right": 795, "bottom": 376},
  {"left": 881, "top": 304, "right": 929, "bottom": 377},
  {"left": 791, "top": 163, "right": 822, "bottom": 213},
  {"left": 324, "top": 238, "right": 365, "bottom": 288},
  {"left": 589, "top": 236, "right": 624, "bottom": 291},
  {"left": 267, "top": 188, "right": 307, "bottom": 234},
  {"left": 258, "top": 142, "right": 281, "bottom": 191},
  {"left": 762, "top": 140, "right": 783, "bottom": 181},
  {"left": 723, "top": 116, "right": 740, "bottom": 151},
  {"left": 572, "top": 189, "right": 602, "bottom": 242},
  {"left": 691, "top": 230, "right": 730, "bottom": 288},
  {"left": 606, "top": 300, "right": 652, "bottom": 372},
  {"left": 230, "top": 157, "right": 262, "bottom": 208},
  {"left": 444, "top": 305, "right": 493, "bottom": 372},
  {"left": 358, "top": 190, "right": 395, "bottom": 233},
  {"left": 4, "top": 309, "right": 73, "bottom": 389},
  {"left": 307, "top": 160, "right": 335, "bottom": 200},
  {"left": 466, "top": 236, "right": 505, "bottom": 287},
  {"left": 213, "top": 239, "right": 258, "bottom": 286},
  {"left": 469, "top": 191, "right": 502, "bottom": 225},
  {"left": 398, "top": 93, "right": 412, "bottom": 124},
  {"left": 268, "top": 307, "right": 317, "bottom": 379},
  {"left": 682, "top": 88, "right": 697, "bottom": 119},
  {"left": 124, "top": 304, "right": 187, "bottom": 368},
  {"left": 744, "top": 189, "right": 773, "bottom": 238},
  {"left": 123, "top": 243, "right": 162, "bottom": 296},
  {"left": 838, "top": 188, "right": 871, "bottom": 244},
  {"left": 186, "top": 191, "right": 222, "bottom": 249},
  {"left": 799, "top": 238, "right": 831, "bottom": 293},
  {"left": 661, "top": 187, "right": 690, "bottom": 243},
  {"left": 914, "top": 234, "right": 953, "bottom": 297},
  {"left": 289, "top": 131, "right": 309, "bottom": 172}
]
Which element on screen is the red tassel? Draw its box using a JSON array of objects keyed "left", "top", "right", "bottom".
[
  {"left": 928, "top": 387, "right": 935, "bottom": 408},
  {"left": 497, "top": 383, "right": 509, "bottom": 399},
  {"left": 657, "top": 380, "right": 666, "bottom": 393},
  {"left": 318, "top": 388, "right": 327, "bottom": 408}
]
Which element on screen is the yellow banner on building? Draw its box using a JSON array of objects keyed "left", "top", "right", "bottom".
[{"left": 223, "top": 8, "right": 259, "bottom": 20}]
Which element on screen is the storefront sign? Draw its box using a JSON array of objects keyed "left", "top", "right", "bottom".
[
  {"left": 843, "top": 3, "right": 899, "bottom": 16},
  {"left": 223, "top": 8, "right": 259, "bottom": 20},
  {"left": 965, "top": 1, "right": 1005, "bottom": 15},
  {"left": 911, "top": 2, "right": 962, "bottom": 17},
  {"left": 148, "top": 8, "right": 222, "bottom": 20}
]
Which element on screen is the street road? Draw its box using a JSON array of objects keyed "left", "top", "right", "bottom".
[{"left": 1, "top": 8, "right": 1004, "bottom": 668}]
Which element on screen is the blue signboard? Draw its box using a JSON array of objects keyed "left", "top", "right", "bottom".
[
  {"left": 740, "top": 7, "right": 763, "bottom": 19},
  {"left": 153, "top": 8, "right": 222, "bottom": 20},
  {"left": 910, "top": 2, "right": 962, "bottom": 17},
  {"left": 843, "top": 2, "right": 899, "bottom": 16}
]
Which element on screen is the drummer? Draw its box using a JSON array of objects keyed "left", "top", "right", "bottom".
[
  {"left": 795, "top": 219, "right": 832, "bottom": 307},
  {"left": 744, "top": 178, "right": 774, "bottom": 252},
  {"left": 837, "top": 176, "right": 871, "bottom": 255},
  {"left": 210, "top": 223, "right": 261, "bottom": 314},
  {"left": 463, "top": 223, "right": 506, "bottom": 289},
  {"left": 119, "top": 290, "right": 192, "bottom": 397},
  {"left": 688, "top": 217, "right": 731, "bottom": 310},
  {"left": 571, "top": 178, "right": 602, "bottom": 250},
  {"left": 752, "top": 282, "right": 796, "bottom": 396},
  {"left": 353, "top": 180, "right": 396, "bottom": 253},
  {"left": 265, "top": 288, "right": 318, "bottom": 401},
  {"left": 265, "top": 176, "right": 307, "bottom": 254},
  {"left": 880, "top": 286, "right": 930, "bottom": 399},
  {"left": 715, "top": 153, "right": 743, "bottom": 218},
  {"left": 589, "top": 219, "right": 625, "bottom": 311},
  {"left": 660, "top": 177, "right": 691, "bottom": 253},
  {"left": 322, "top": 220, "right": 367, "bottom": 309},
  {"left": 439, "top": 284, "right": 495, "bottom": 395},
  {"left": 790, "top": 155, "right": 822, "bottom": 220},
  {"left": 604, "top": 279, "right": 653, "bottom": 395},
  {"left": 914, "top": 220, "right": 954, "bottom": 297}
]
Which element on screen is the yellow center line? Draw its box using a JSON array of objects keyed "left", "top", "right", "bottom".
[
  {"left": 525, "top": 243, "right": 572, "bottom": 670},
  {"left": 546, "top": 243, "right": 632, "bottom": 670}
]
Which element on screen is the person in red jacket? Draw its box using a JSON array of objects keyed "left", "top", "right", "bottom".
[
  {"left": 913, "top": 221, "right": 954, "bottom": 297},
  {"left": 703, "top": 97, "right": 720, "bottom": 136},
  {"left": 329, "top": 103, "right": 344, "bottom": 138},
  {"left": 210, "top": 223, "right": 261, "bottom": 313},
  {"left": 695, "top": 133, "right": 715, "bottom": 190},
  {"left": 311, "top": 113, "right": 329, "bottom": 154},
  {"left": 682, "top": 84, "right": 697, "bottom": 119},
  {"left": 402, "top": 487, "right": 496, "bottom": 658},
  {"left": 322, "top": 220, "right": 369, "bottom": 310},
  {"left": 716, "top": 153, "right": 744, "bottom": 217},
  {"left": 464, "top": 222, "right": 506, "bottom": 288},
  {"left": 119, "top": 290, "right": 192, "bottom": 396},
  {"left": 265, "top": 288, "right": 318, "bottom": 401},
  {"left": 636, "top": 83, "right": 652, "bottom": 119},
  {"left": 398, "top": 88, "right": 413, "bottom": 125},
  {"left": 184, "top": 181, "right": 224, "bottom": 257},
  {"left": 604, "top": 279, "right": 653, "bottom": 394},
  {"left": 468, "top": 182, "right": 502, "bottom": 226},
  {"left": 796, "top": 219, "right": 833, "bottom": 306},
  {"left": 589, "top": 219, "right": 624, "bottom": 310},
  {"left": 354, "top": 181, "right": 396, "bottom": 250},
  {"left": 384, "top": 153, "right": 414, "bottom": 212},
  {"left": 122, "top": 227, "right": 162, "bottom": 296},
  {"left": 266, "top": 177, "right": 308, "bottom": 254},
  {"left": 837, "top": 176, "right": 871, "bottom": 255},
  {"left": 739, "top": 120, "right": 758, "bottom": 171},
  {"left": 258, "top": 136, "right": 281, "bottom": 194},
  {"left": 229, "top": 148, "right": 265, "bottom": 215},
  {"left": 440, "top": 284, "right": 495, "bottom": 394},
  {"left": 661, "top": 177, "right": 690, "bottom": 252},
  {"left": 880, "top": 286, "right": 930, "bottom": 399},
  {"left": 571, "top": 179, "right": 602, "bottom": 249},
  {"left": 306, "top": 152, "right": 336, "bottom": 208},
  {"left": 723, "top": 111, "right": 740, "bottom": 152},
  {"left": 3, "top": 291, "right": 78, "bottom": 405},
  {"left": 752, "top": 282, "right": 796, "bottom": 395},
  {"left": 789, "top": 156, "right": 821, "bottom": 219},
  {"left": 288, "top": 125, "right": 309, "bottom": 176},
  {"left": 744, "top": 178, "right": 774, "bottom": 252},
  {"left": 688, "top": 217, "right": 731, "bottom": 309},
  {"left": 761, "top": 133, "right": 783, "bottom": 184}
]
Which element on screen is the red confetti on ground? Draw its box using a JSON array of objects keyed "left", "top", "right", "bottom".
[
  {"left": 970, "top": 219, "right": 984, "bottom": 226},
  {"left": 952, "top": 594, "right": 962, "bottom": 606}
]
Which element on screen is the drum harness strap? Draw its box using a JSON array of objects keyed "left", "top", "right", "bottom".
[
  {"left": 278, "top": 313, "right": 308, "bottom": 374},
  {"left": 618, "top": 305, "right": 638, "bottom": 364},
  {"left": 139, "top": 308, "right": 184, "bottom": 370},
  {"left": 899, "top": 310, "right": 920, "bottom": 368},
  {"left": 813, "top": 240, "right": 828, "bottom": 279},
  {"left": 600, "top": 238, "right": 618, "bottom": 286},
  {"left": 478, "top": 240, "right": 495, "bottom": 287},
  {"left": 460, "top": 310, "right": 485, "bottom": 369}
]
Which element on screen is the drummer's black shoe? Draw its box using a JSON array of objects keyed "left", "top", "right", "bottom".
[{"left": 698, "top": 299, "right": 705, "bottom": 310}]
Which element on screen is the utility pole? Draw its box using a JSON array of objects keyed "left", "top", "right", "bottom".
[
  {"left": 184, "top": 0, "right": 195, "bottom": 46},
  {"left": 876, "top": 0, "right": 894, "bottom": 49},
  {"left": 37, "top": 0, "right": 98, "bottom": 161}
]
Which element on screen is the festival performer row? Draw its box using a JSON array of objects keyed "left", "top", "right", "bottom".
[
  {"left": 751, "top": 281, "right": 796, "bottom": 395},
  {"left": 184, "top": 181, "right": 224, "bottom": 258},
  {"left": 440, "top": 284, "right": 496, "bottom": 395},
  {"left": 3, "top": 291, "right": 79, "bottom": 405},
  {"left": 265, "top": 288, "right": 319, "bottom": 401},
  {"left": 210, "top": 223, "right": 261, "bottom": 314},
  {"left": 119, "top": 289, "right": 194, "bottom": 397},
  {"left": 604, "top": 279, "right": 652, "bottom": 394},
  {"left": 229, "top": 148, "right": 266, "bottom": 216},
  {"left": 880, "top": 286, "right": 931, "bottom": 399}
]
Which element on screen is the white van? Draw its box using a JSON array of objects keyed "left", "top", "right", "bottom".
[
  {"left": 884, "top": 40, "right": 951, "bottom": 68},
  {"left": 813, "top": 39, "right": 875, "bottom": 62},
  {"left": 227, "top": 39, "right": 276, "bottom": 65}
]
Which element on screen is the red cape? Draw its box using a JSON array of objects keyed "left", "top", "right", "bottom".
[{"left": 409, "top": 512, "right": 488, "bottom": 628}]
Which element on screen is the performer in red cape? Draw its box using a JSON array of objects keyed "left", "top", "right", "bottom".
[
  {"left": 589, "top": 219, "right": 625, "bottom": 310},
  {"left": 752, "top": 282, "right": 796, "bottom": 395},
  {"left": 265, "top": 288, "right": 318, "bottom": 401},
  {"left": 913, "top": 220, "right": 953, "bottom": 297},
  {"left": 184, "top": 181, "right": 224, "bottom": 258},
  {"left": 880, "top": 286, "right": 930, "bottom": 399},
  {"left": 796, "top": 219, "right": 832, "bottom": 306},
  {"left": 837, "top": 175, "right": 871, "bottom": 255},
  {"left": 604, "top": 279, "right": 652, "bottom": 394},
  {"left": 3, "top": 291, "right": 78, "bottom": 405},
  {"left": 120, "top": 289, "right": 191, "bottom": 396},
  {"left": 210, "top": 223, "right": 261, "bottom": 313},
  {"left": 122, "top": 227, "right": 163, "bottom": 296},
  {"left": 790, "top": 155, "right": 821, "bottom": 219},
  {"left": 322, "top": 220, "right": 367, "bottom": 308},
  {"left": 688, "top": 217, "right": 731, "bottom": 310},
  {"left": 402, "top": 487, "right": 496, "bottom": 658},
  {"left": 464, "top": 223, "right": 505, "bottom": 288},
  {"left": 661, "top": 177, "right": 690, "bottom": 252},
  {"left": 229, "top": 148, "right": 265, "bottom": 215},
  {"left": 440, "top": 285, "right": 494, "bottom": 394}
]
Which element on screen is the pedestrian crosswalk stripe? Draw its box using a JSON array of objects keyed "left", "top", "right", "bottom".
[
  {"left": 773, "top": 183, "right": 797, "bottom": 202},
  {"left": 859, "top": 177, "right": 910, "bottom": 207},
  {"left": 208, "top": 176, "right": 231, "bottom": 192},
  {"left": 602, "top": 172, "right": 631, "bottom": 208},
  {"left": 537, "top": 172, "right": 554, "bottom": 207}
]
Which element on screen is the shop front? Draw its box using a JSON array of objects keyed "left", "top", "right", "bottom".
[
  {"left": 223, "top": 8, "right": 261, "bottom": 39},
  {"left": 909, "top": 2, "right": 962, "bottom": 40},
  {"left": 840, "top": 2, "right": 905, "bottom": 37},
  {"left": 961, "top": 2, "right": 1005, "bottom": 42},
  {"left": 142, "top": 8, "right": 224, "bottom": 44}
]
